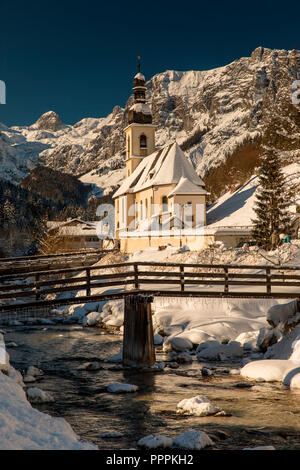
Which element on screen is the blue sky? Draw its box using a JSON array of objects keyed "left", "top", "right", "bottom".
[{"left": 1, "top": 0, "right": 300, "bottom": 126}]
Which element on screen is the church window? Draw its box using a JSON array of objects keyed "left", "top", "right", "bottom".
[
  {"left": 140, "top": 134, "right": 147, "bottom": 149},
  {"left": 127, "top": 136, "right": 130, "bottom": 155},
  {"left": 145, "top": 199, "right": 148, "bottom": 217},
  {"left": 161, "top": 196, "right": 168, "bottom": 212}
]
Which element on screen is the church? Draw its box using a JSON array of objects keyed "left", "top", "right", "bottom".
[{"left": 113, "top": 65, "right": 251, "bottom": 253}]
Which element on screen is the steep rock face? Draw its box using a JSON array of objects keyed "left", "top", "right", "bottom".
[
  {"left": 1, "top": 47, "right": 300, "bottom": 199},
  {"left": 34, "top": 111, "right": 64, "bottom": 132}
]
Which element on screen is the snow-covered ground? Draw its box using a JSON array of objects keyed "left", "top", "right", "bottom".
[
  {"left": 207, "top": 162, "right": 300, "bottom": 228},
  {"left": 0, "top": 340, "right": 97, "bottom": 450}
]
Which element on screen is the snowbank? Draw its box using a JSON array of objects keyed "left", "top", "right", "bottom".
[
  {"left": 177, "top": 395, "right": 220, "bottom": 416},
  {"left": 0, "top": 372, "right": 97, "bottom": 449},
  {"left": 153, "top": 296, "right": 279, "bottom": 347}
]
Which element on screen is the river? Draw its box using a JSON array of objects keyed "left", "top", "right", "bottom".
[{"left": 5, "top": 324, "right": 300, "bottom": 450}]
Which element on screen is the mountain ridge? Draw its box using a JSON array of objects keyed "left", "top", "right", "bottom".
[{"left": 1, "top": 46, "right": 300, "bottom": 202}]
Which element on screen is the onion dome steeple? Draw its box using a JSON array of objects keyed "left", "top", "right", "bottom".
[{"left": 128, "top": 56, "right": 152, "bottom": 125}]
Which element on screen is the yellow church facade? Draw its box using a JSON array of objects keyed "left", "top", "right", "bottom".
[{"left": 113, "top": 68, "right": 251, "bottom": 253}]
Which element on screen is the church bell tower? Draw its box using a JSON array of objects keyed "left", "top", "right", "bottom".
[{"left": 124, "top": 57, "right": 156, "bottom": 177}]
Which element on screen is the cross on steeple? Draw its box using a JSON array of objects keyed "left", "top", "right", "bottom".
[{"left": 137, "top": 56, "right": 141, "bottom": 73}]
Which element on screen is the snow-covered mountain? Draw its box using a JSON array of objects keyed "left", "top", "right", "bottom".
[{"left": 1, "top": 47, "right": 300, "bottom": 199}]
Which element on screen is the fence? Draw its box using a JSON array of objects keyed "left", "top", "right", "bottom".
[{"left": 0, "top": 261, "right": 300, "bottom": 313}]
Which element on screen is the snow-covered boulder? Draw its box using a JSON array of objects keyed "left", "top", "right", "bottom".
[
  {"left": 235, "top": 330, "right": 260, "bottom": 350},
  {"left": 26, "top": 387, "right": 54, "bottom": 403},
  {"left": 196, "top": 340, "right": 220, "bottom": 353},
  {"left": 83, "top": 311, "right": 102, "bottom": 327},
  {"left": 69, "top": 302, "right": 101, "bottom": 319},
  {"left": 138, "top": 435, "right": 173, "bottom": 449},
  {"left": 107, "top": 383, "right": 138, "bottom": 393},
  {"left": 264, "top": 325, "right": 300, "bottom": 360},
  {"left": 105, "top": 317, "right": 123, "bottom": 328},
  {"left": 170, "top": 336, "right": 193, "bottom": 352},
  {"left": 173, "top": 430, "right": 213, "bottom": 450},
  {"left": 154, "top": 334, "right": 164, "bottom": 346},
  {"left": 282, "top": 367, "right": 300, "bottom": 389},
  {"left": 177, "top": 395, "right": 220, "bottom": 417},
  {"left": 267, "top": 300, "right": 299, "bottom": 328},
  {"left": 241, "top": 359, "right": 300, "bottom": 382},
  {"left": 26, "top": 366, "right": 43, "bottom": 377},
  {"left": 23, "top": 375, "right": 36, "bottom": 383},
  {"left": 197, "top": 341, "right": 243, "bottom": 361},
  {"left": 100, "top": 300, "right": 124, "bottom": 329},
  {"left": 175, "top": 330, "right": 214, "bottom": 346},
  {"left": 256, "top": 327, "right": 281, "bottom": 352},
  {"left": 174, "top": 352, "right": 193, "bottom": 364}
]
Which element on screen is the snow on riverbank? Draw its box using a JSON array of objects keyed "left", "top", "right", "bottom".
[
  {"left": 0, "top": 371, "right": 97, "bottom": 449},
  {"left": 0, "top": 348, "right": 97, "bottom": 449},
  {"left": 240, "top": 304, "right": 300, "bottom": 389}
]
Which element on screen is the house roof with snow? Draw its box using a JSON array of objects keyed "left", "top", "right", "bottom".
[
  {"left": 47, "top": 219, "right": 97, "bottom": 236},
  {"left": 113, "top": 142, "right": 206, "bottom": 198}
]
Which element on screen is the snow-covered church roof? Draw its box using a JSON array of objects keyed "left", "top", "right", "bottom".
[
  {"left": 113, "top": 142, "right": 206, "bottom": 198},
  {"left": 168, "top": 176, "right": 208, "bottom": 197}
]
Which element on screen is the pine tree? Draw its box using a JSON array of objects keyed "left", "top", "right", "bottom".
[{"left": 251, "top": 150, "right": 291, "bottom": 249}]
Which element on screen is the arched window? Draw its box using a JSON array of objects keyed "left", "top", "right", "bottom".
[
  {"left": 145, "top": 199, "right": 148, "bottom": 218},
  {"left": 127, "top": 135, "right": 130, "bottom": 155},
  {"left": 161, "top": 196, "right": 168, "bottom": 212},
  {"left": 140, "top": 134, "right": 147, "bottom": 149}
]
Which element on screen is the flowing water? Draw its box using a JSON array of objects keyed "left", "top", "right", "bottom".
[{"left": 5, "top": 324, "right": 300, "bottom": 450}]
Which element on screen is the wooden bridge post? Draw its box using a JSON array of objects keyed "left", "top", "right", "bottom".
[
  {"left": 224, "top": 267, "right": 229, "bottom": 294},
  {"left": 266, "top": 267, "right": 271, "bottom": 295},
  {"left": 123, "top": 294, "right": 155, "bottom": 368},
  {"left": 86, "top": 268, "right": 91, "bottom": 297},
  {"left": 35, "top": 274, "right": 40, "bottom": 301},
  {"left": 134, "top": 263, "right": 139, "bottom": 290},
  {"left": 180, "top": 265, "right": 185, "bottom": 292}
]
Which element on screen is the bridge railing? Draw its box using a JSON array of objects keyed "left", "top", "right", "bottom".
[{"left": 0, "top": 261, "right": 300, "bottom": 311}]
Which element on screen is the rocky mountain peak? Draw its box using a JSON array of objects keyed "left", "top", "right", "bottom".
[
  {"left": 34, "top": 111, "right": 64, "bottom": 132},
  {"left": 2, "top": 47, "right": 300, "bottom": 202}
]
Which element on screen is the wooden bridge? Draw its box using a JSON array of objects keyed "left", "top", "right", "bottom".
[{"left": 1, "top": 259, "right": 299, "bottom": 367}]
